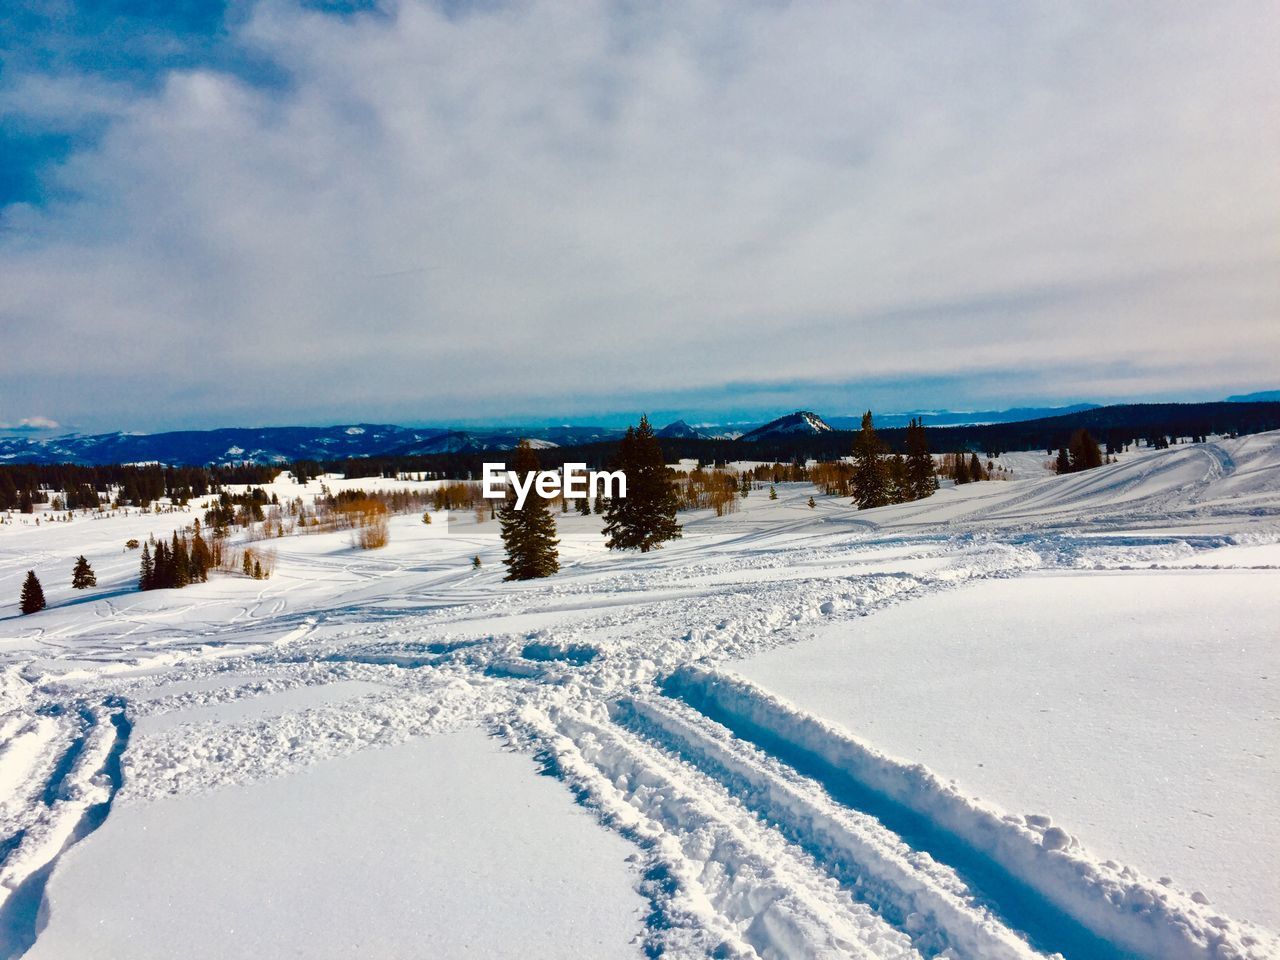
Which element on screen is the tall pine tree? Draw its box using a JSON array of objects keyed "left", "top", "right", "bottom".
[
  {"left": 851, "top": 411, "right": 889, "bottom": 509},
  {"left": 602, "top": 415, "right": 682, "bottom": 552},
  {"left": 498, "top": 441, "right": 561, "bottom": 580},
  {"left": 905, "top": 418, "right": 938, "bottom": 500},
  {"left": 20, "top": 571, "right": 46, "bottom": 615}
]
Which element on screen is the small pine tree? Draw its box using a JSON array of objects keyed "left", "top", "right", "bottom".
[
  {"left": 807, "top": 496, "right": 816, "bottom": 509},
  {"left": 1055, "top": 447, "right": 1072, "bottom": 475},
  {"left": 71, "top": 556, "right": 96, "bottom": 589},
  {"left": 769, "top": 485, "right": 778, "bottom": 500},
  {"left": 242, "top": 550, "right": 253, "bottom": 577},
  {"left": 20, "top": 571, "right": 46, "bottom": 614},
  {"left": 577, "top": 494, "right": 591, "bottom": 516},
  {"left": 471, "top": 555, "right": 482, "bottom": 569},
  {"left": 422, "top": 511, "right": 432, "bottom": 524},
  {"left": 968, "top": 453, "right": 984, "bottom": 482},
  {"left": 139, "top": 542, "right": 154, "bottom": 590},
  {"left": 498, "top": 441, "right": 561, "bottom": 580},
  {"left": 253, "top": 559, "right": 263, "bottom": 580}
]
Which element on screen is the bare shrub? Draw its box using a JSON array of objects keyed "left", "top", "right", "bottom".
[{"left": 355, "top": 513, "right": 389, "bottom": 549}]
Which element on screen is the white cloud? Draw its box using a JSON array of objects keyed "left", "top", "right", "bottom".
[
  {"left": 1, "top": 0, "right": 1278, "bottom": 429},
  {"left": 0, "top": 416, "right": 62, "bottom": 431}
]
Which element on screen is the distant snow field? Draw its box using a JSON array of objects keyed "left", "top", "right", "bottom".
[{"left": 1, "top": 432, "right": 1278, "bottom": 959}]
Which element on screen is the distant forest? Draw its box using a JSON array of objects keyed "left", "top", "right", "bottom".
[{"left": 2, "top": 401, "right": 1278, "bottom": 508}]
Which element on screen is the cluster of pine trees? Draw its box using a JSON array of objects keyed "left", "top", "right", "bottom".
[
  {"left": 943, "top": 451, "right": 990, "bottom": 484},
  {"left": 499, "top": 417, "right": 683, "bottom": 580},
  {"left": 139, "top": 527, "right": 213, "bottom": 590},
  {"left": 851, "top": 414, "right": 938, "bottom": 509},
  {"left": 1054, "top": 429, "right": 1104, "bottom": 475},
  {"left": 204, "top": 488, "right": 272, "bottom": 531}
]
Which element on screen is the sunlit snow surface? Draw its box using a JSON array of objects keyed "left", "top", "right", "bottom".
[{"left": 1, "top": 433, "right": 1278, "bottom": 959}]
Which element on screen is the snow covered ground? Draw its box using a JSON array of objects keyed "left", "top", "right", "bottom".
[
  {"left": 1, "top": 432, "right": 1278, "bottom": 959},
  {"left": 733, "top": 570, "right": 1280, "bottom": 929},
  {"left": 28, "top": 728, "right": 645, "bottom": 960}
]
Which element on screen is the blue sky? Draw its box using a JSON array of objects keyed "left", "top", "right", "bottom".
[{"left": 2, "top": 0, "right": 1277, "bottom": 435}]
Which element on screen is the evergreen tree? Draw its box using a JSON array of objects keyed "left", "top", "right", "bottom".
[
  {"left": 190, "top": 530, "right": 211, "bottom": 582},
  {"left": 472, "top": 555, "right": 482, "bottom": 569},
  {"left": 155, "top": 541, "right": 174, "bottom": 588},
  {"left": 172, "top": 533, "right": 191, "bottom": 588},
  {"left": 71, "top": 556, "right": 96, "bottom": 589},
  {"left": 1055, "top": 447, "right": 1072, "bottom": 475},
  {"left": 498, "top": 440, "right": 561, "bottom": 580},
  {"left": 20, "top": 571, "right": 46, "bottom": 615},
  {"left": 1068, "top": 429, "right": 1103, "bottom": 472},
  {"left": 968, "top": 453, "right": 984, "bottom": 482},
  {"left": 886, "top": 453, "right": 909, "bottom": 503},
  {"left": 769, "top": 485, "right": 778, "bottom": 501},
  {"left": 905, "top": 419, "right": 938, "bottom": 500},
  {"left": 577, "top": 494, "right": 591, "bottom": 516},
  {"left": 851, "top": 411, "right": 889, "bottom": 509},
  {"left": 603, "top": 416, "right": 682, "bottom": 552},
  {"left": 807, "top": 496, "right": 816, "bottom": 509},
  {"left": 953, "top": 452, "right": 971, "bottom": 484},
  {"left": 139, "top": 542, "right": 154, "bottom": 590}
]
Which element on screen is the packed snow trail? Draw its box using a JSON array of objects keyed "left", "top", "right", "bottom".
[{"left": 1, "top": 434, "right": 1279, "bottom": 957}]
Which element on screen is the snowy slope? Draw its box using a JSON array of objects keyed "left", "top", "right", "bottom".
[{"left": 1, "top": 433, "right": 1278, "bottom": 958}]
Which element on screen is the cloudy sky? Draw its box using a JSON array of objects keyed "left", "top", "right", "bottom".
[{"left": 2, "top": 0, "right": 1277, "bottom": 433}]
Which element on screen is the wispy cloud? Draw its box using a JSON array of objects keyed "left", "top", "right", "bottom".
[{"left": 1, "top": 0, "right": 1277, "bottom": 431}]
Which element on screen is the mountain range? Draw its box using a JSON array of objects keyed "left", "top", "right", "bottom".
[{"left": 1, "top": 398, "right": 1272, "bottom": 466}]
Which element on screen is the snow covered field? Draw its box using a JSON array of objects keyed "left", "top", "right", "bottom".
[{"left": 1, "top": 433, "right": 1278, "bottom": 959}]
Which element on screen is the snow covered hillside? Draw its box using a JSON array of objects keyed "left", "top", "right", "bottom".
[{"left": 1, "top": 433, "right": 1278, "bottom": 959}]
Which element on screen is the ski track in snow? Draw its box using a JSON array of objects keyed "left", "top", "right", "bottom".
[{"left": 1, "top": 434, "right": 1279, "bottom": 958}]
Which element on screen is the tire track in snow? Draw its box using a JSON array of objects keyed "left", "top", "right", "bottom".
[
  {"left": 0, "top": 697, "right": 131, "bottom": 960},
  {"left": 510, "top": 701, "right": 922, "bottom": 960},
  {"left": 661, "top": 667, "right": 1279, "bottom": 960}
]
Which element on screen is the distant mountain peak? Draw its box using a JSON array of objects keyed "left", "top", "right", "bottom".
[
  {"left": 657, "top": 419, "right": 712, "bottom": 439},
  {"left": 740, "top": 411, "right": 833, "bottom": 441}
]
